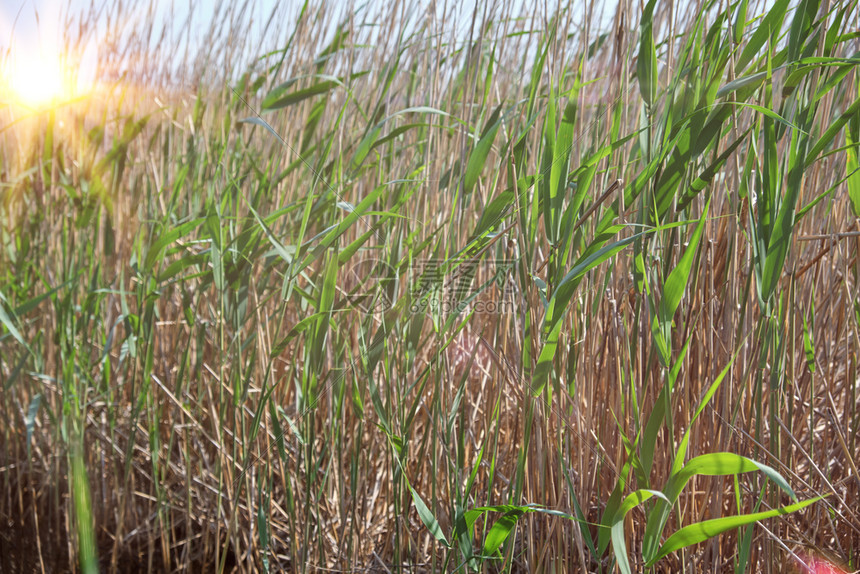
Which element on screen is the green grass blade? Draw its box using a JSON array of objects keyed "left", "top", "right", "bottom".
[
  {"left": 652, "top": 197, "right": 710, "bottom": 366},
  {"left": 650, "top": 496, "right": 823, "bottom": 565},
  {"left": 611, "top": 490, "right": 669, "bottom": 574},
  {"left": 482, "top": 509, "right": 524, "bottom": 556},
  {"left": 464, "top": 108, "right": 502, "bottom": 195},
  {"left": 637, "top": 0, "right": 659, "bottom": 107},
  {"left": 846, "top": 108, "right": 860, "bottom": 217},
  {"left": 262, "top": 77, "right": 338, "bottom": 111},
  {"left": 734, "top": 0, "right": 789, "bottom": 72}
]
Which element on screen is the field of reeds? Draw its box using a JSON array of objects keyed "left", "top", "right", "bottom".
[{"left": 1, "top": 0, "right": 859, "bottom": 571}]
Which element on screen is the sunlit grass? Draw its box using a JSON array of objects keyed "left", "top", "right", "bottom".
[{"left": 0, "top": 0, "right": 858, "bottom": 572}]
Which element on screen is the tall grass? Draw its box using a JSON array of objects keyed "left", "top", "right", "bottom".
[{"left": 1, "top": 0, "right": 859, "bottom": 571}]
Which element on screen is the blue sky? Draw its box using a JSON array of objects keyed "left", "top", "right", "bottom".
[
  {"left": 1, "top": 0, "right": 620, "bottom": 96},
  {"left": 1, "top": 0, "right": 293, "bottom": 87}
]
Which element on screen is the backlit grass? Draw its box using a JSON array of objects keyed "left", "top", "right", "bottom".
[{"left": 1, "top": 0, "right": 859, "bottom": 572}]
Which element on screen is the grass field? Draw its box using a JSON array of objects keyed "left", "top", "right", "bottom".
[{"left": 1, "top": 0, "right": 859, "bottom": 571}]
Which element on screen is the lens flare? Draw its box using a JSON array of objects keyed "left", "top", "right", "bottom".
[
  {"left": 798, "top": 553, "right": 848, "bottom": 574},
  {"left": 3, "top": 51, "right": 73, "bottom": 108}
]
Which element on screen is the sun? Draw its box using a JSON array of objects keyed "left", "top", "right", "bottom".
[{"left": 4, "top": 51, "right": 72, "bottom": 108}]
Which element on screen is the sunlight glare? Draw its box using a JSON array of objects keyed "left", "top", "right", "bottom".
[{"left": 4, "top": 50, "right": 76, "bottom": 109}]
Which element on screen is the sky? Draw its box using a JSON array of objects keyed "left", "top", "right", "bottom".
[
  {"left": 1, "top": 0, "right": 290, "bottom": 91},
  {"left": 0, "top": 0, "right": 620, "bottom": 104}
]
